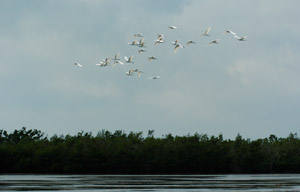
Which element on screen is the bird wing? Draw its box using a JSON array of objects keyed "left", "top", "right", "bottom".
[
  {"left": 234, "top": 35, "right": 241, "bottom": 40},
  {"left": 174, "top": 45, "right": 180, "bottom": 53},
  {"left": 187, "top": 41, "right": 195, "bottom": 45},
  {"left": 240, "top": 36, "right": 247, "bottom": 40},
  {"left": 229, "top": 30, "right": 236, "bottom": 36},
  {"left": 205, "top": 27, "right": 211, "bottom": 35},
  {"left": 129, "top": 56, "right": 134, "bottom": 62},
  {"left": 115, "top": 52, "right": 120, "bottom": 60}
]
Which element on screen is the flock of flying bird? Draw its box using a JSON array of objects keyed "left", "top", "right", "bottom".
[{"left": 73, "top": 26, "right": 246, "bottom": 79}]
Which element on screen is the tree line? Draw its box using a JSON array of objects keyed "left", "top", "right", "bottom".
[{"left": 0, "top": 127, "right": 300, "bottom": 174}]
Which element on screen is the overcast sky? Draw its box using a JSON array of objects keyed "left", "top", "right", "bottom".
[{"left": 1, "top": 0, "right": 300, "bottom": 139}]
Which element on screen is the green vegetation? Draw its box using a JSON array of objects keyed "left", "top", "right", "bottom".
[{"left": 1, "top": 127, "right": 300, "bottom": 174}]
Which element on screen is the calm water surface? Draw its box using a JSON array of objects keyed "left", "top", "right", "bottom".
[{"left": 0, "top": 174, "right": 300, "bottom": 192}]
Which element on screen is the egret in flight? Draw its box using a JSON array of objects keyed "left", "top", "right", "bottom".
[
  {"left": 224, "top": 30, "right": 236, "bottom": 36},
  {"left": 154, "top": 34, "right": 165, "bottom": 45},
  {"left": 186, "top": 40, "right": 196, "bottom": 45},
  {"left": 148, "top": 56, "right": 158, "bottom": 61},
  {"left": 128, "top": 40, "right": 138, "bottom": 46},
  {"left": 234, "top": 35, "right": 247, "bottom": 41},
  {"left": 172, "top": 39, "right": 180, "bottom": 45},
  {"left": 138, "top": 49, "right": 146, "bottom": 54},
  {"left": 125, "top": 69, "right": 134, "bottom": 76},
  {"left": 112, "top": 52, "right": 120, "bottom": 61},
  {"left": 73, "top": 62, "right": 82, "bottom": 67},
  {"left": 112, "top": 60, "right": 124, "bottom": 67},
  {"left": 134, "top": 33, "right": 144, "bottom": 38},
  {"left": 202, "top": 27, "right": 211, "bottom": 36},
  {"left": 208, "top": 39, "right": 220, "bottom": 45},
  {"left": 174, "top": 43, "right": 184, "bottom": 53},
  {"left": 148, "top": 76, "right": 160, "bottom": 79},
  {"left": 125, "top": 56, "right": 134, "bottom": 63},
  {"left": 168, "top": 26, "right": 178, "bottom": 29},
  {"left": 137, "top": 70, "right": 144, "bottom": 78}
]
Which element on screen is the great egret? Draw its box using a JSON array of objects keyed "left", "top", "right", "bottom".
[
  {"left": 154, "top": 34, "right": 165, "bottom": 45},
  {"left": 112, "top": 60, "right": 124, "bottom": 67},
  {"left": 154, "top": 39, "right": 165, "bottom": 45},
  {"left": 96, "top": 58, "right": 110, "bottom": 67},
  {"left": 234, "top": 35, "right": 247, "bottom": 41},
  {"left": 96, "top": 61, "right": 107, "bottom": 67},
  {"left": 138, "top": 38, "right": 147, "bottom": 48},
  {"left": 134, "top": 33, "right": 143, "bottom": 38},
  {"left": 128, "top": 40, "right": 138, "bottom": 46},
  {"left": 125, "top": 56, "right": 134, "bottom": 63},
  {"left": 112, "top": 52, "right": 120, "bottom": 61},
  {"left": 172, "top": 39, "right": 180, "bottom": 45},
  {"left": 168, "top": 26, "right": 177, "bottom": 29},
  {"left": 186, "top": 40, "right": 196, "bottom": 45},
  {"left": 202, "top": 27, "right": 211, "bottom": 36},
  {"left": 148, "top": 76, "right": 160, "bottom": 79},
  {"left": 148, "top": 56, "right": 158, "bottom": 61},
  {"left": 73, "top": 62, "right": 82, "bottom": 67},
  {"left": 224, "top": 30, "right": 236, "bottom": 36},
  {"left": 125, "top": 69, "right": 134, "bottom": 76},
  {"left": 138, "top": 49, "right": 146, "bottom": 54},
  {"left": 208, "top": 39, "right": 220, "bottom": 45},
  {"left": 137, "top": 70, "right": 144, "bottom": 77},
  {"left": 174, "top": 43, "right": 184, "bottom": 53}
]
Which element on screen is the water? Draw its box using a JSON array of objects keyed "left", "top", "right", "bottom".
[{"left": 0, "top": 174, "right": 300, "bottom": 192}]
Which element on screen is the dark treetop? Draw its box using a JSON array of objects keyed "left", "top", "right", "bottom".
[{"left": 0, "top": 127, "right": 299, "bottom": 174}]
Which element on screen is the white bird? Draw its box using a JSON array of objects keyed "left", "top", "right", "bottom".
[
  {"left": 234, "top": 35, "right": 247, "bottom": 41},
  {"left": 73, "top": 62, "right": 82, "bottom": 67},
  {"left": 112, "top": 60, "right": 124, "bottom": 67},
  {"left": 139, "top": 42, "right": 146, "bottom": 48},
  {"left": 148, "top": 76, "right": 160, "bottom": 79},
  {"left": 134, "top": 33, "right": 144, "bottom": 38},
  {"left": 125, "top": 69, "right": 140, "bottom": 76},
  {"left": 96, "top": 58, "right": 110, "bottom": 67},
  {"left": 172, "top": 39, "right": 180, "bottom": 45},
  {"left": 138, "top": 38, "right": 147, "bottom": 48},
  {"left": 138, "top": 49, "right": 146, "bottom": 54},
  {"left": 148, "top": 56, "right": 158, "bottom": 61},
  {"left": 125, "top": 69, "right": 134, "bottom": 76},
  {"left": 208, "top": 39, "right": 220, "bottom": 45},
  {"left": 224, "top": 30, "right": 236, "bottom": 36},
  {"left": 95, "top": 62, "right": 106, "bottom": 67},
  {"left": 128, "top": 40, "right": 138, "bottom": 46},
  {"left": 104, "top": 58, "right": 110, "bottom": 64},
  {"left": 124, "top": 56, "right": 134, "bottom": 63},
  {"left": 168, "top": 26, "right": 177, "bottom": 29},
  {"left": 186, "top": 40, "right": 196, "bottom": 45},
  {"left": 137, "top": 70, "right": 144, "bottom": 78},
  {"left": 157, "top": 33, "right": 165, "bottom": 40},
  {"left": 112, "top": 52, "right": 120, "bottom": 61},
  {"left": 154, "top": 39, "right": 165, "bottom": 45},
  {"left": 174, "top": 43, "right": 184, "bottom": 53},
  {"left": 96, "top": 61, "right": 107, "bottom": 67},
  {"left": 154, "top": 34, "right": 165, "bottom": 45},
  {"left": 202, "top": 27, "right": 211, "bottom": 36},
  {"left": 138, "top": 38, "right": 144, "bottom": 44}
]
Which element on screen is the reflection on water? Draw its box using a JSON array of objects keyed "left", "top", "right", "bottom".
[{"left": 0, "top": 174, "right": 300, "bottom": 192}]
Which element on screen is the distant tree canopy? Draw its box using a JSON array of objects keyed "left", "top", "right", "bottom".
[{"left": 0, "top": 127, "right": 300, "bottom": 174}]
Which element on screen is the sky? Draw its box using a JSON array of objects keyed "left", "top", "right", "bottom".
[{"left": 1, "top": 0, "right": 300, "bottom": 139}]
